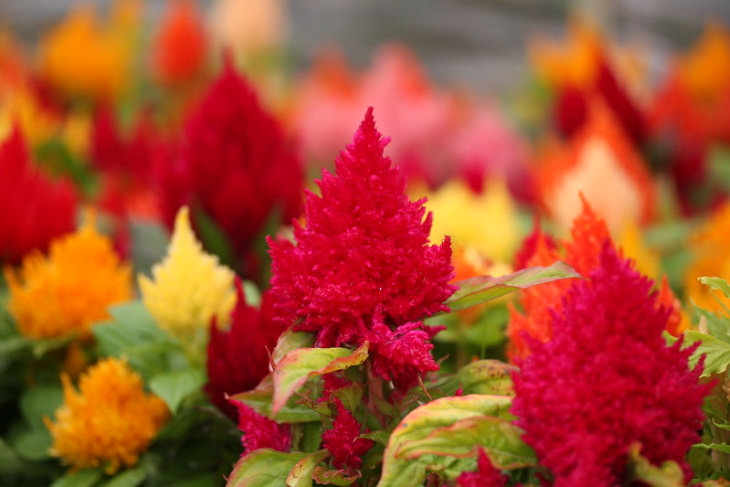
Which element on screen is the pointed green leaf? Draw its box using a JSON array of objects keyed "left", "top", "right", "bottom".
[
  {"left": 626, "top": 444, "right": 684, "bottom": 487},
  {"left": 226, "top": 449, "right": 308, "bottom": 487},
  {"left": 456, "top": 360, "right": 516, "bottom": 396},
  {"left": 693, "top": 443, "right": 730, "bottom": 455},
  {"left": 684, "top": 330, "right": 730, "bottom": 377},
  {"left": 378, "top": 394, "right": 516, "bottom": 487},
  {"left": 149, "top": 368, "right": 206, "bottom": 413},
  {"left": 699, "top": 276, "right": 730, "bottom": 299},
  {"left": 286, "top": 449, "right": 329, "bottom": 487},
  {"left": 50, "top": 468, "right": 104, "bottom": 487},
  {"left": 272, "top": 342, "right": 369, "bottom": 414},
  {"left": 230, "top": 375, "right": 319, "bottom": 423},
  {"left": 445, "top": 261, "right": 581, "bottom": 312},
  {"left": 272, "top": 330, "right": 315, "bottom": 366},
  {"left": 20, "top": 384, "right": 63, "bottom": 429},
  {"left": 99, "top": 465, "right": 147, "bottom": 487},
  {"left": 310, "top": 467, "right": 361, "bottom": 486}
]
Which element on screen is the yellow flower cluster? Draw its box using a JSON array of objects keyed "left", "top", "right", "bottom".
[
  {"left": 4, "top": 214, "right": 132, "bottom": 339},
  {"left": 45, "top": 357, "right": 169, "bottom": 473},
  {"left": 139, "top": 207, "right": 236, "bottom": 345}
]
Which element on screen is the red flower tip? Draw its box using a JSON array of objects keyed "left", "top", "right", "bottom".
[
  {"left": 232, "top": 401, "right": 291, "bottom": 453},
  {"left": 322, "top": 398, "right": 374, "bottom": 471},
  {"left": 456, "top": 449, "right": 509, "bottom": 487}
]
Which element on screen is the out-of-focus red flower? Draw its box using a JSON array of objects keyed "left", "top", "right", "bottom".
[
  {"left": 322, "top": 398, "right": 374, "bottom": 471},
  {"left": 512, "top": 242, "right": 710, "bottom": 487},
  {"left": 456, "top": 449, "right": 510, "bottom": 487},
  {"left": 0, "top": 128, "right": 77, "bottom": 264},
  {"left": 157, "top": 60, "right": 302, "bottom": 277},
  {"left": 233, "top": 402, "right": 290, "bottom": 453},
  {"left": 268, "top": 108, "right": 454, "bottom": 390},
  {"left": 205, "top": 281, "right": 284, "bottom": 420},
  {"left": 151, "top": 0, "right": 208, "bottom": 87}
]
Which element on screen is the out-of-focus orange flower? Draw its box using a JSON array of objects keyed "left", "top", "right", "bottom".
[
  {"left": 536, "top": 104, "right": 655, "bottom": 235},
  {"left": 38, "top": 1, "right": 139, "bottom": 101},
  {"left": 0, "top": 31, "right": 28, "bottom": 95},
  {"left": 685, "top": 201, "right": 730, "bottom": 314},
  {"left": 4, "top": 212, "right": 132, "bottom": 339},
  {"left": 678, "top": 23, "right": 730, "bottom": 105},
  {"left": 45, "top": 357, "right": 169, "bottom": 474},
  {"left": 152, "top": 0, "right": 208, "bottom": 87}
]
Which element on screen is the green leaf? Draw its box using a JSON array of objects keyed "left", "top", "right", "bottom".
[
  {"left": 286, "top": 449, "right": 329, "bottom": 487},
  {"left": 272, "top": 330, "right": 315, "bottom": 366},
  {"left": 272, "top": 342, "right": 369, "bottom": 414},
  {"left": 20, "top": 383, "right": 63, "bottom": 430},
  {"left": 456, "top": 360, "right": 516, "bottom": 396},
  {"left": 226, "top": 449, "right": 308, "bottom": 487},
  {"left": 695, "top": 307, "right": 730, "bottom": 343},
  {"left": 230, "top": 375, "right": 319, "bottom": 423},
  {"left": 50, "top": 469, "right": 104, "bottom": 487},
  {"left": 445, "top": 261, "right": 581, "bottom": 312},
  {"left": 12, "top": 427, "right": 53, "bottom": 461},
  {"left": 128, "top": 219, "right": 170, "bottom": 278},
  {"left": 310, "top": 466, "right": 360, "bottom": 486},
  {"left": 378, "top": 394, "right": 518, "bottom": 487},
  {"left": 0, "top": 438, "right": 26, "bottom": 473},
  {"left": 693, "top": 443, "right": 730, "bottom": 454},
  {"left": 99, "top": 465, "right": 147, "bottom": 487},
  {"left": 31, "top": 333, "right": 76, "bottom": 357},
  {"left": 684, "top": 330, "right": 730, "bottom": 377},
  {"left": 626, "top": 444, "right": 684, "bottom": 487},
  {"left": 192, "top": 204, "right": 236, "bottom": 270},
  {"left": 699, "top": 277, "right": 730, "bottom": 299},
  {"left": 149, "top": 368, "right": 206, "bottom": 413}
]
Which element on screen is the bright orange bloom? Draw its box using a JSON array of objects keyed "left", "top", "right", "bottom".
[
  {"left": 45, "top": 358, "right": 169, "bottom": 473},
  {"left": 5, "top": 212, "right": 133, "bottom": 339},
  {"left": 536, "top": 104, "right": 655, "bottom": 234},
  {"left": 152, "top": 0, "right": 208, "bottom": 86},
  {"left": 678, "top": 23, "right": 730, "bottom": 105}
]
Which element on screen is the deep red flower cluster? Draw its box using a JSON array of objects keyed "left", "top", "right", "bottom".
[
  {"left": 205, "top": 280, "right": 284, "bottom": 420},
  {"left": 268, "top": 108, "right": 455, "bottom": 388},
  {"left": 456, "top": 449, "right": 510, "bottom": 487},
  {"left": 511, "top": 242, "right": 710, "bottom": 486},
  {"left": 322, "top": 399, "right": 374, "bottom": 471},
  {"left": 233, "top": 402, "right": 291, "bottom": 453},
  {"left": 157, "top": 60, "right": 302, "bottom": 275},
  {"left": 0, "top": 129, "right": 77, "bottom": 264}
]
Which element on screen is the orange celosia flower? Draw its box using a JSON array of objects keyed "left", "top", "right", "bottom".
[
  {"left": 536, "top": 103, "right": 655, "bottom": 234},
  {"left": 4, "top": 212, "right": 132, "bottom": 339},
  {"left": 38, "top": 1, "right": 138, "bottom": 101},
  {"left": 685, "top": 201, "right": 730, "bottom": 313},
  {"left": 678, "top": 23, "right": 730, "bottom": 105},
  {"left": 45, "top": 357, "right": 169, "bottom": 473},
  {"left": 151, "top": 0, "right": 208, "bottom": 87}
]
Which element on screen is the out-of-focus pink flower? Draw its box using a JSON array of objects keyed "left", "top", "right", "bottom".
[
  {"left": 156, "top": 60, "right": 302, "bottom": 276},
  {"left": 512, "top": 243, "right": 710, "bottom": 486},
  {"left": 322, "top": 399, "right": 374, "bottom": 471},
  {"left": 0, "top": 128, "right": 77, "bottom": 264},
  {"left": 268, "top": 108, "right": 454, "bottom": 389},
  {"left": 205, "top": 281, "right": 284, "bottom": 420}
]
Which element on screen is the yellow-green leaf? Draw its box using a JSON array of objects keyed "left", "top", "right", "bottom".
[{"left": 227, "top": 449, "right": 308, "bottom": 487}]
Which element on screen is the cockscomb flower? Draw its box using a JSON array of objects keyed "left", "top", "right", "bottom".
[
  {"left": 156, "top": 60, "right": 302, "bottom": 277},
  {"left": 45, "top": 357, "right": 169, "bottom": 474},
  {"left": 512, "top": 243, "right": 710, "bottom": 486},
  {"left": 139, "top": 206, "right": 236, "bottom": 346},
  {"left": 684, "top": 201, "right": 730, "bottom": 313},
  {"left": 268, "top": 109, "right": 454, "bottom": 355},
  {"left": 233, "top": 402, "right": 291, "bottom": 453},
  {"left": 5, "top": 211, "right": 132, "bottom": 340},
  {"left": 205, "top": 282, "right": 284, "bottom": 420},
  {"left": 456, "top": 449, "right": 510, "bottom": 487},
  {"left": 322, "top": 399, "right": 374, "bottom": 471}
]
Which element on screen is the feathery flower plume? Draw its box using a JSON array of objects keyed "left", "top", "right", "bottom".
[
  {"left": 5, "top": 211, "right": 131, "bottom": 339},
  {"left": 512, "top": 243, "right": 710, "bottom": 486},
  {"left": 268, "top": 108, "right": 454, "bottom": 388},
  {"left": 139, "top": 206, "right": 235, "bottom": 346},
  {"left": 322, "top": 399, "right": 374, "bottom": 471},
  {"left": 45, "top": 357, "right": 169, "bottom": 473},
  {"left": 234, "top": 402, "right": 290, "bottom": 453},
  {"left": 456, "top": 449, "right": 510, "bottom": 487}
]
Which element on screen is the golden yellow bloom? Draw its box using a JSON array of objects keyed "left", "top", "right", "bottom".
[
  {"left": 5, "top": 212, "right": 132, "bottom": 339},
  {"left": 38, "top": 1, "right": 138, "bottom": 101},
  {"left": 139, "top": 207, "right": 236, "bottom": 345},
  {"left": 45, "top": 357, "right": 169, "bottom": 474},
  {"left": 685, "top": 202, "right": 730, "bottom": 313},
  {"left": 423, "top": 178, "right": 520, "bottom": 263}
]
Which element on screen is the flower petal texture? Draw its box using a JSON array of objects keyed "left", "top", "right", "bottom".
[
  {"left": 45, "top": 357, "right": 169, "bottom": 474},
  {"left": 139, "top": 206, "right": 236, "bottom": 345}
]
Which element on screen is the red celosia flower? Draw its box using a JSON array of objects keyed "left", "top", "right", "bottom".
[
  {"left": 511, "top": 242, "right": 710, "bottom": 487},
  {"left": 457, "top": 449, "right": 509, "bottom": 487},
  {"left": 233, "top": 401, "right": 291, "bottom": 453},
  {"left": 322, "top": 399, "right": 374, "bottom": 471},
  {"left": 157, "top": 60, "right": 302, "bottom": 276},
  {"left": 0, "top": 128, "right": 77, "bottom": 264},
  {"left": 205, "top": 281, "right": 284, "bottom": 420},
  {"left": 268, "top": 108, "right": 454, "bottom": 387}
]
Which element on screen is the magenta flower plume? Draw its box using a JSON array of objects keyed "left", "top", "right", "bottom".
[
  {"left": 156, "top": 60, "right": 302, "bottom": 275},
  {"left": 457, "top": 449, "right": 510, "bottom": 487},
  {"left": 268, "top": 108, "right": 455, "bottom": 387},
  {"left": 511, "top": 242, "right": 710, "bottom": 487},
  {"left": 205, "top": 281, "right": 284, "bottom": 420},
  {"left": 0, "top": 128, "right": 77, "bottom": 264},
  {"left": 233, "top": 402, "right": 291, "bottom": 453},
  {"left": 322, "top": 399, "right": 374, "bottom": 471}
]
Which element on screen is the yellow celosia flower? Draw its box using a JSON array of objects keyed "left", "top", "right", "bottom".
[
  {"left": 45, "top": 357, "right": 169, "bottom": 474},
  {"left": 685, "top": 202, "right": 730, "bottom": 313},
  {"left": 139, "top": 207, "right": 236, "bottom": 345},
  {"left": 38, "top": 1, "right": 138, "bottom": 101},
  {"left": 423, "top": 178, "right": 520, "bottom": 264},
  {"left": 5, "top": 212, "right": 132, "bottom": 339}
]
